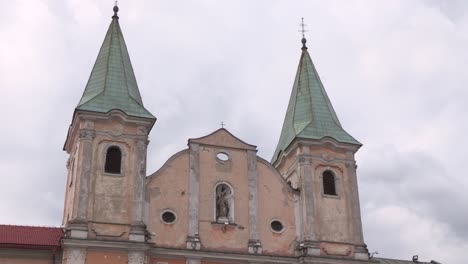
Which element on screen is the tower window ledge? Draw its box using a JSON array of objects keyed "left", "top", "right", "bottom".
[
  {"left": 102, "top": 172, "right": 124, "bottom": 177},
  {"left": 322, "top": 193, "right": 341, "bottom": 199},
  {"left": 210, "top": 221, "right": 238, "bottom": 233},
  {"left": 211, "top": 221, "right": 237, "bottom": 227}
]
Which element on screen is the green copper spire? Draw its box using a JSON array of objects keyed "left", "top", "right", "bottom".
[
  {"left": 76, "top": 5, "right": 155, "bottom": 119},
  {"left": 272, "top": 37, "right": 360, "bottom": 164}
]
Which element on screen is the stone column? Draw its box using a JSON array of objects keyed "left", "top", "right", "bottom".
[
  {"left": 128, "top": 251, "right": 146, "bottom": 264},
  {"left": 346, "top": 162, "right": 369, "bottom": 260},
  {"left": 69, "top": 128, "right": 95, "bottom": 238},
  {"left": 247, "top": 150, "right": 262, "bottom": 254},
  {"left": 130, "top": 128, "right": 150, "bottom": 242},
  {"left": 297, "top": 155, "right": 320, "bottom": 256},
  {"left": 186, "top": 258, "right": 201, "bottom": 264},
  {"left": 64, "top": 248, "right": 86, "bottom": 264},
  {"left": 186, "top": 143, "right": 201, "bottom": 250}
]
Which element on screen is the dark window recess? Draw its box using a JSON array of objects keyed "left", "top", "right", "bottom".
[
  {"left": 323, "top": 171, "right": 337, "bottom": 195},
  {"left": 105, "top": 146, "right": 122, "bottom": 174},
  {"left": 270, "top": 220, "right": 284, "bottom": 232},
  {"left": 162, "top": 211, "right": 176, "bottom": 223}
]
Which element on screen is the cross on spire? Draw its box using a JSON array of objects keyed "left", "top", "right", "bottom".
[
  {"left": 220, "top": 121, "right": 226, "bottom": 128},
  {"left": 299, "top": 17, "right": 308, "bottom": 49}
]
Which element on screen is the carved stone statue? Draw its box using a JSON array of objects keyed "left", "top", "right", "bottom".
[{"left": 216, "top": 184, "right": 231, "bottom": 221}]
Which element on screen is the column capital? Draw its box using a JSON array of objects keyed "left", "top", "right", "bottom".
[
  {"left": 78, "top": 129, "right": 95, "bottom": 141},
  {"left": 297, "top": 155, "right": 313, "bottom": 165}
]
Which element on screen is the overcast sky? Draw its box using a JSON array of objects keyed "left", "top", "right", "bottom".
[{"left": 0, "top": 1, "right": 467, "bottom": 263}]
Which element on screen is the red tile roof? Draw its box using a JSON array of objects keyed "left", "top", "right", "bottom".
[{"left": 0, "top": 225, "right": 63, "bottom": 248}]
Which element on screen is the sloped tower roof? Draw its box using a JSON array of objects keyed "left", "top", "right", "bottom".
[
  {"left": 76, "top": 5, "right": 154, "bottom": 119},
  {"left": 272, "top": 37, "right": 360, "bottom": 164}
]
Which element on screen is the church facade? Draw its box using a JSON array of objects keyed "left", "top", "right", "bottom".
[{"left": 0, "top": 5, "right": 438, "bottom": 264}]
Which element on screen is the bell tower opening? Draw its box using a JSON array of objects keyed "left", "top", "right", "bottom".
[
  {"left": 104, "top": 146, "right": 122, "bottom": 174},
  {"left": 322, "top": 170, "right": 337, "bottom": 196}
]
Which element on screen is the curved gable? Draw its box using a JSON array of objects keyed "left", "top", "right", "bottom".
[{"left": 189, "top": 128, "right": 256, "bottom": 150}]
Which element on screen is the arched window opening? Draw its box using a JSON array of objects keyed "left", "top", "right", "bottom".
[
  {"left": 215, "top": 183, "right": 233, "bottom": 223},
  {"left": 323, "top": 170, "right": 337, "bottom": 196},
  {"left": 105, "top": 146, "right": 122, "bottom": 174}
]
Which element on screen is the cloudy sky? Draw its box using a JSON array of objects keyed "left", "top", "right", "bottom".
[{"left": 0, "top": 0, "right": 467, "bottom": 263}]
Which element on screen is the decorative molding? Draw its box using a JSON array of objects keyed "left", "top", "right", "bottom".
[
  {"left": 137, "top": 126, "right": 148, "bottom": 135},
  {"left": 78, "top": 129, "right": 95, "bottom": 140},
  {"left": 247, "top": 239, "right": 263, "bottom": 254},
  {"left": 137, "top": 138, "right": 150, "bottom": 148},
  {"left": 296, "top": 240, "right": 320, "bottom": 257},
  {"left": 186, "top": 235, "right": 201, "bottom": 250},
  {"left": 298, "top": 155, "right": 312, "bottom": 165},
  {"left": 90, "top": 228, "right": 125, "bottom": 238}
]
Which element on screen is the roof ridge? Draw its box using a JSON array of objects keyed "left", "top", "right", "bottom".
[{"left": 0, "top": 224, "right": 62, "bottom": 229}]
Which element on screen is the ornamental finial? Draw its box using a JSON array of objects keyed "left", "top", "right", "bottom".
[
  {"left": 112, "top": 1, "right": 119, "bottom": 19},
  {"left": 299, "top": 17, "right": 308, "bottom": 49}
]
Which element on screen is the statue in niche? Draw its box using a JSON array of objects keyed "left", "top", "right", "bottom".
[{"left": 216, "top": 184, "right": 231, "bottom": 222}]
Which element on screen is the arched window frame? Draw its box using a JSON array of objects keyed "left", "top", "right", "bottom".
[
  {"left": 213, "top": 181, "right": 235, "bottom": 223},
  {"left": 102, "top": 144, "right": 126, "bottom": 176},
  {"left": 319, "top": 168, "right": 341, "bottom": 198}
]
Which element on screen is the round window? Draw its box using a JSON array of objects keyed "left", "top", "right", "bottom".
[
  {"left": 216, "top": 152, "right": 229, "bottom": 162},
  {"left": 161, "top": 211, "right": 176, "bottom": 224},
  {"left": 270, "top": 220, "right": 284, "bottom": 233}
]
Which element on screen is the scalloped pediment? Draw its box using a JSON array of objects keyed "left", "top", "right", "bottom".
[{"left": 188, "top": 128, "right": 256, "bottom": 150}]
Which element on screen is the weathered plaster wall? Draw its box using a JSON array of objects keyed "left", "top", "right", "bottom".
[
  {"left": 146, "top": 150, "right": 190, "bottom": 248},
  {"left": 198, "top": 145, "right": 250, "bottom": 252},
  {"left": 257, "top": 160, "right": 296, "bottom": 256},
  {"left": 149, "top": 257, "right": 185, "bottom": 264},
  {"left": 86, "top": 250, "right": 127, "bottom": 264},
  {"left": 0, "top": 249, "right": 62, "bottom": 264},
  {"left": 313, "top": 163, "right": 351, "bottom": 243},
  {"left": 146, "top": 129, "right": 300, "bottom": 255},
  {"left": 63, "top": 112, "right": 153, "bottom": 242}
]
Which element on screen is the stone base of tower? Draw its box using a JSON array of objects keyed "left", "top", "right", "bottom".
[
  {"left": 296, "top": 240, "right": 369, "bottom": 260},
  {"left": 354, "top": 244, "right": 370, "bottom": 260},
  {"left": 65, "top": 220, "right": 89, "bottom": 239}
]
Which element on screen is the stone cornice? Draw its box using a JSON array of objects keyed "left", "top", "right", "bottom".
[
  {"left": 150, "top": 247, "right": 376, "bottom": 264},
  {"left": 273, "top": 138, "right": 360, "bottom": 168},
  {"left": 61, "top": 238, "right": 150, "bottom": 251},
  {"left": 64, "top": 110, "right": 155, "bottom": 152}
]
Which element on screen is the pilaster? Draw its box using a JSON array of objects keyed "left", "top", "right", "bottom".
[
  {"left": 346, "top": 161, "right": 369, "bottom": 260},
  {"left": 130, "top": 128, "right": 150, "bottom": 242},
  {"left": 128, "top": 251, "right": 147, "bottom": 264},
  {"left": 247, "top": 150, "right": 262, "bottom": 254},
  {"left": 297, "top": 155, "right": 320, "bottom": 256},
  {"left": 187, "top": 143, "right": 201, "bottom": 250},
  {"left": 63, "top": 247, "right": 86, "bottom": 264},
  {"left": 68, "top": 126, "right": 95, "bottom": 239},
  {"left": 186, "top": 257, "right": 201, "bottom": 264}
]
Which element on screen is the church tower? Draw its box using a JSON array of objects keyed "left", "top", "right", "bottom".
[
  {"left": 272, "top": 36, "right": 369, "bottom": 260},
  {"left": 61, "top": 5, "right": 155, "bottom": 263}
]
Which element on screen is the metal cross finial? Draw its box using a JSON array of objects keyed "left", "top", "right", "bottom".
[
  {"left": 220, "top": 121, "right": 226, "bottom": 128},
  {"left": 299, "top": 17, "right": 308, "bottom": 49},
  {"left": 300, "top": 17, "right": 306, "bottom": 38}
]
